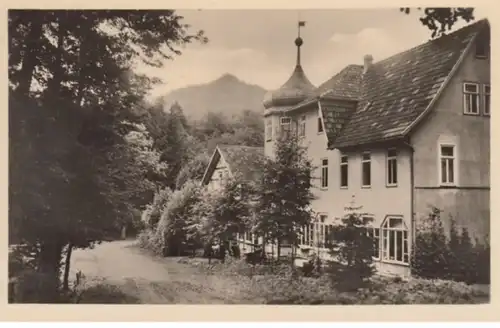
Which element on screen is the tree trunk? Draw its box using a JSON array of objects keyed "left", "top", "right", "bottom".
[
  {"left": 46, "top": 13, "right": 67, "bottom": 96},
  {"left": 62, "top": 243, "right": 73, "bottom": 290},
  {"left": 37, "top": 241, "right": 64, "bottom": 302},
  {"left": 16, "top": 19, "right": 44, "bottom": 97},
  {"left": 277, "top": 238, "right": 281, "bottom": 260}
]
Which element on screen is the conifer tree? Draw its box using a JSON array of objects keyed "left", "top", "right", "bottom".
[
  {"left": 254, "top": 133, "right": 314, "bottom": 261},
  {"left": 327, "top": 199, "right": 375, "bottom": 291}
]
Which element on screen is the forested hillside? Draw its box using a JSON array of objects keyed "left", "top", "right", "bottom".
[{"left": 141, "top": 101, "right": 264, "bottom": 191}]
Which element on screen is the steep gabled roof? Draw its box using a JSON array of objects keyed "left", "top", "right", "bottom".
[
  {"left": 288, "top": 64, "right": 363, "bottom": 111},
  {"left": 218, "top": 145, "right": 266, "bottom": 182},
  {"left": 332, "top": 19, "right": 488, "bottom": 149},
  {"left": 316, "top": 64, "right": 363, "bottom": 101},
  {"left": 201, "top": 144, "right": 266, "bottom": 185}
]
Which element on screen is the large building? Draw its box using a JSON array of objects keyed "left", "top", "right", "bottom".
[{"left": 202, "top": 19, "right": 490, "bottom": 276}]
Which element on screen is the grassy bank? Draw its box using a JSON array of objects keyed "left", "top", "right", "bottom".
[{"left": 178, "top": 257, "right": 490, "bottom": 304}]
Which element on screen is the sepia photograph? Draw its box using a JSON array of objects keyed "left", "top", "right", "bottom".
[{"left": 8, "top": 7, "right": 490, "bottom": 306}]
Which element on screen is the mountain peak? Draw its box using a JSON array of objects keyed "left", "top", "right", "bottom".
[
  {"left": 161, "top": 74, "right": 268, "bottom": 120},
  {"left": 214, "top": 73, "right": 239, "bottom": 84}
]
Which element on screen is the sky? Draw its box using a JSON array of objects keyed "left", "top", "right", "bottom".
[{"left": 135, "top": 8, "right": 487, "bottom": 100}]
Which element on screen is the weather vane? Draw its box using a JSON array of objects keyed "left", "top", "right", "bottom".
[{"left": 297, "top": 11, "right": 306, "bottom": 38}]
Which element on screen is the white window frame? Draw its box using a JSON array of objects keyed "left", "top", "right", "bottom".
[
  {"left": 299, "top": 115, "right": 306, "bottom": 138},
  {"left": 381, "top": 216, "right": 409, "bottom": 265},
  {"left": 265, "top": 118, "right": 272, "bottom": 141},
  {"left": 386, "top": 148, "right": 398, "bottom": 187},
  {"left": 280, "top": 116, "right": 292, "bottom": 126},
  {"left": 463, "top": 82, "right": 480, "bottom": 115},
  {"left": 361, "top": 152, "right": 371, "bottom": 188},
  {"left": 280, "top": 116, "right": 292, "bottom": 137},
  {"left": 340, "top": 155, "right": 348, "bottom": 188},
  {"left": 320, "top": 158, "right": 329, "bottom": 189},
  {"left": 365, "top": 222, "right": 380, "bottom": 260},
  {"left": 483, "top": 84, "right": 490, "bottom": 116},
  {"left": 439, "top": 143, "right": 457, "bottom": 186}
]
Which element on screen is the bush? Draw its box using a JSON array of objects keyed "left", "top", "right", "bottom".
[
  {"left": 136, "top": 228, "right": 164, "bottom": 256},
  {"left": 156, "top": 180, "right": 202, "bottom": 256},
  {"left": 10, "top": 269, "right": 61, "bottom": 303},
  {"left": 412, "top": 208, "right": 490, "bottom": 285},
  {"left": 411, "top": 207, "right": 451, "bottom": 280},
  {"left": 142, "top": 187, "right": 172, "bottom": 228}
]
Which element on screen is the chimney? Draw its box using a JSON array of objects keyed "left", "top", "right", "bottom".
[
  {"left": 363, "top": 54, "right": 374, "bottom": 74},
  {"left": 361, "top": 54, "right": 375, "bottom": 108}
]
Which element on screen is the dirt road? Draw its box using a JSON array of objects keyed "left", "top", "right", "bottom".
[{"left": 70, "top": 240, "right": 253, "bottom": 304}]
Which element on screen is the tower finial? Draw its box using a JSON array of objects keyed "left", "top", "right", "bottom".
[{"left": 295, "top": 20, "right": 306, "bottom": 66}]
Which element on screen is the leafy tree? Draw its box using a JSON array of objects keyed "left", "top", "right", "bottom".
[
  {"left": 175, "top": 152, "right": 211, "bottom": 189},
  {"left": 9, "top": 10, "right": 206, "bottom": 301},
  {"left": 400, "top": 7, "right": 475, "bottom": 38},
  {"left": 156, "top": 180, "right": 202, "bottom": 256},
  {"left": 142, "top": 187, "right": 173, "bottom": 228},
  {"left": 254, "top": 133, "right": 314, "bottom": 260},
  {"left": 189, "top": 178, "right": 253, "bottom": 260},
  {"left": 327, "top": 202, "right": 375, "bottom": 291}
]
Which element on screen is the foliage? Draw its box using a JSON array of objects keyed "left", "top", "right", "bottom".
[
  {"left": 411, "top": 207, "right": 490, "bottom": 284},
  {"left": 411, "top": 207, "right": 451, "bottom": 279},
  {"left": 254, "top": 133, "right": 314, "bottom": 257},
  {"left": 188, "top": 178, "right": 253, "bottom": 248},
  {"left": 182, "top": 257, "right": 488, "bottom": 305},
  {"left": 327, "top": 203, "right": 375, "bottom": 291},
  {"left": 175, "top": 151, "right": 211, "bottom": 189},
  {"left": 8, "top": 9, "right": 206, "bottom": 301},
  {"left": 400, "top": 7, "right": 475, "bottom": 38},
  {"left": 142, "top": 187, "right": 173, "bottom": 228},
  {"left": 136, "top": 228, "right": 165, "bottom": 256},
  {"left": 156, "top": 180, "right": 203, "bottom": 256}
]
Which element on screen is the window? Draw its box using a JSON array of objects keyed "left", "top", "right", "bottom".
[
  {"left": 440, "top": 144, "right": 456, "bottom": 185},
  {"left": 367, "top": 227, "right": 380, "bottom": 259},
  {"left": 301, "top": 217, "right": 331, "bottom": 248},
  {"left": 265, "top": 118, "right": 272, "bottom": 141},
  {"left": 463, "top": 83, "right": 480, "bottom": 115},
  {"left": 299, "top": 115, "right": 306, "bottom": 137},
  {"left": 318, "top": 117, "right": 324, "bottom": 133},
  {"left": 484, "top": 84, "right": 490, "bottom": 116},
  {"left": 324, "top": 223, "right": 334, "bottom": 248},
  {"left": 321, "top": 159, "right": 328, "bottom": 189},
  {"left": 340, "top": 155, "right": 348, "bottom": 188},
  {"left": 318, "top": 214, "right": 327, "bottom": 247},
  {"left": 252, "top": 234, "right": 259, "bottom": 246},
  {"left": 361, "top": 152, "right": 371, "bottom": 187},
  {"left": 386, "top": 149, "right": 398, "bottom": 186},
  {"left": 381, "top": 217, "right": 409, "bottom": 264},
  {"left": 475, "top": 36, "right": 489, "bottom": 59},
  {"left": 279, "top": 116, "right": 292, "bottom": 137},
  {"left": 280, "top": 116, "right": 291, "bottom": 127}
]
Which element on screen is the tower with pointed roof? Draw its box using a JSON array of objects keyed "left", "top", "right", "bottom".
[{"left": 263, "top": 22, "right": 316, "bottom": 157}]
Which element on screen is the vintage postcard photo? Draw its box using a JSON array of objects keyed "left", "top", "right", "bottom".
[{"left": 7, "top": 6, "right": 492, "bottom": 314}]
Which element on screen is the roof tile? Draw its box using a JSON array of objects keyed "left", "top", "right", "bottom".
[{"left": 332, "top": 20, "right": 487, "bottom": 148}]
